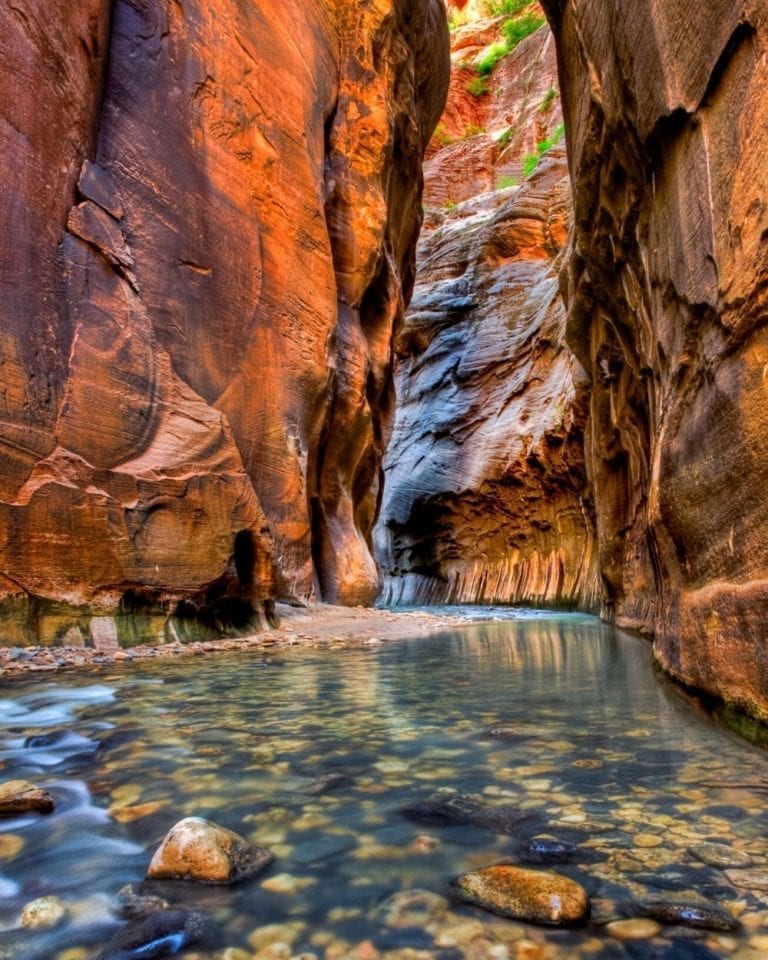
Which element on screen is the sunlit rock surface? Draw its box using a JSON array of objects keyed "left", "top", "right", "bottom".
[
  {"left": 376, "top": 8, "right": 599, "bottom": 609},
  {"left": 541, "top": 0, "right": 768, "bottom": 717},
  {"left": 0, "top": 0, "right": 449, "bottom": 631}
]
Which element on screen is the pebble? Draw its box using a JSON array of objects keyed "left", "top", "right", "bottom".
[
  {"left": 147, "top": 817, "right": 274, "bottom": 884},
  {"left": 636, "top": 897, "right": 740, "bottom": 931},
  {"left": 20, "top": 895, "right": 68, "bottom": 929},
  {"left": 605, "top": 918, "right": 662, "bottom": 940},
  {"left": 374, "top": 889, "right": 448, "bottom": 928},
  {"left": 634, "top": 833, "right": 664, "bottom": 848},
  {"left": 724, "top": 869, "right": 768, "bottom": 890},
  {"left": 261, "top": 873, "right": 316, "bottom": 894},
  {"left": 0, "top": 834, "right": 24, "bottom": 858},
  {"left": 451, "top": 865, "right": 590, "bottom": 926},
  {"left": 0, "top": 780, "right": 55, "bottom": 816},
  {"left": 690, "top": 842, "right": 752, "bottom": 869},
  {"left": 99, "top": 908, "right": 214, "bottom": 960}
]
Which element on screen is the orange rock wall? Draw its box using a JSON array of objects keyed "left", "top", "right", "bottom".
[
  {"left": 542, "top": 0, "right": 768, "bottom": 718},
  {"left": 0, "top": 0, "right": 449, "bottom": 635}
]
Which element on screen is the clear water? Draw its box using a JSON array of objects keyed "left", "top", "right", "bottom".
[{"left": 1, "top": 612, "right": 767, "bottom": 960}]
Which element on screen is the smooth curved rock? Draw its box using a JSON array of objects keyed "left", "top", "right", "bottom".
[
  {"left": 636, "top": 897, "right": 740, "bottom": 932},
  {"left": 0, "top": 780, "right": 55, "bottom": 816},
  {"left": 0, "top": 0, "right": 450, "bottom": 630},
  {"left": 147, "top": 817, "right": 273, "bottom": 885},
  {"left": 99, "top": 908, "right": 214, "bottom": 960},
  {"left": 19, "top": 896, "right": 67, "bottom": 929},
  {"left": 451, "top": 864, "right": 590, "bottom": 926},
  {"left": 541, "top": 0, "right": 768, "bottom": 720}
]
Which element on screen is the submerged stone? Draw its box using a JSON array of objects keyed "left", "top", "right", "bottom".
[
  {"left": 451, "top": 865, "right": 590, "bottom": 926},
  {"left": 374, "top": 889, "right": 448, "bottom": 928},
  {"left": 636, "top": 897, "right": 740, "bottom": 931},
  {"left": 521, "top": 837, "right": 579, "bottom": 864},
  {"left": 19, "top": 895, "right": 67, "bottom": 929},
  {"left": 0, "top": 780, "right": 55, "bottom": 816},
  {"left": 689, "top": 842, "right": 752, "bottom": 869},
  {"left": 99, "top": 908, "right": 214, "bottom": 960},
  {"left": 147, "top": 817, "right": 273, "bottom": 884}
]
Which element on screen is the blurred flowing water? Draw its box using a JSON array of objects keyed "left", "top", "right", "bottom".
[{"left": 0, "top": 611, "right": 766, "bottom": 960}]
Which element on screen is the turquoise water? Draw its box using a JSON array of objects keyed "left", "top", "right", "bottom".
[{"left": 0, "top": 612, "right": 766, "bottom": 960}]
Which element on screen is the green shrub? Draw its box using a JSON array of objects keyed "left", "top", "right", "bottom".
[
  {"left": 433, "top": 123, "right": 455, "bottom": 147},
  {"left": 466, "top": 76, "right": 490, "bottom": 98},
  {"left": 501, "top": 10, "right": 546, "bottom": 50},
  {"left": 463, "top": 123, "right": 487, "bottom": 138},
  {"left": 496, "top": 174, "right": 519, "bottom": 189},
  {"left": 444, "top": 198, "right": 458, "bottom": 212},
  {"left": 522, "top": 121, "right": 565, "bottom": 177},
  {"left": 539, "top": 87, "right": 558, "bottom": 112},
  {"left": 477, "top": 42, "right": 508, "bottom": 76},
  {"left": 497, "top": 126, "right": 514, "bottom": 148}
]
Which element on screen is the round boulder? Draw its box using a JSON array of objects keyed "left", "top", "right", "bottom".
[
  {"left": 450, "top": 865, "right": 590, "bottom": 926},
  {"left": 0, "top": 780, "right": 55, "bottom": 816},
  {"left": 147, "top": 817, "right": 273, "bottom": 885}
]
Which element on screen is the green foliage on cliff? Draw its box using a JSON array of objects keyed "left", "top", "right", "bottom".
[
  {"left": 521, "top": 121, "right": 565, "bottom": 177},
  {"left": 466, "top": 75, "right": 490, "bottom": 98},
  {"left": 476, "top": 4, "right": 546, "bottom": 76}
]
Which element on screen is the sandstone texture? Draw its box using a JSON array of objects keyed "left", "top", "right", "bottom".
[
  {"left": 0, "top": 0, "right": 449, "bottom": 635},
  {"left": 450, "top": 864, "right": 590, "bottom": 925},
  {"left": 376, "top": 7, "right": 600, "bottom": 608},
  {"left": 147, "top": 816, "right": 273, "bottom": 885},
  {"left": 541, "top": 0, "right": 768, "bottom": 719},
  {"left": 0, "top": 780, "right": 55, "bottom": 816}
]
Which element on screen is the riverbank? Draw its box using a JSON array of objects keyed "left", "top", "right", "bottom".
[{"left": 0, "top": 604, "right": 488, "bottom": 679}]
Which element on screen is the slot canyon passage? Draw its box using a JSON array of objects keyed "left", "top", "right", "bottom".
[{"left": 2, "top": 0, "right": 768, "bottom": 958}]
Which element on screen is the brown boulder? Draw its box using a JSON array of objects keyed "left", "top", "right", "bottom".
[
  {"left": 147, "top": 817, "right": 273, "bottom": 885},
  {"left": 0, "top": 780, "right": 55, "bottom": 816},
  {"left": 451, "top": 864, "right": 590, "bottom": 926}
]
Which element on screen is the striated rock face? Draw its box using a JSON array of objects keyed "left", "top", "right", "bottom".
[
  {"left": 0, "top": 0, "right": 449, "bottom": 632},
  {"left": 376, "top": 10, "right": 600, "bottom": 608},
  {"left": 541, "top": 0, "right": 768, "bottom": 717}
]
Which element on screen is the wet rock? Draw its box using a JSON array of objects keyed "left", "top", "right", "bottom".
[
  {"left": 401, "top": 794, "right": 537, "bottom": 834},
  {"left": 401, "top": 798, "right": 472, "bottom": 827},
  {"left": 23, "top": 730, "right": 71, "bottom": 749},
  {"left": 451, "top": 865, "right": 590, "bottom": 926},
  {"left": 689, "top": 842, "right": 752, "bottom": 869},
  {"left": 117, "top": 884, "right": 170, "bottom": 920},
  {"left": 605, "top": 918, "right": 662, "bottom": 940},
  {"left": 147, "top": 817, "right": 273, "bottom": 885},
  {"left": 297, "top": 772, "right": 352, "bottom": 796},
  {"left": 19, "top": 895, "right": 68, "bottom": 928},
  {"left": 99, "top": 907, "right": 214, "bottom": 960},
  {"left": 374, "top": 889, "right": 448, "bottom": 928},
  {"left": 0, "top": 780, "right": 55, "bottom": 816},
  {"left": 636, "top": 897, "right": 740, "bottom": 931},
  {"left": 521, "top": 837, "right": 579, "bottom": 864},
  {"left": 724, "top": 868, "right": 768, "bottom": 890}
]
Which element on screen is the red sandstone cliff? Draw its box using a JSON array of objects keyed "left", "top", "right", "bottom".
[
  {"left": 541, "top": 0, "right": 768, "bottom": 718},
  {"left": 0, "top": 0, "right": 449, "bottom": 639},
  {"left": 376, "top": 5, "right": 600, "bottom": 608}
]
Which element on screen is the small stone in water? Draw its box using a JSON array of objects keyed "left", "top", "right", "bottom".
[
  {"left": 147, "top": 817, "right": 273, "bottom": 885},
  {"left": 521, "top": 837, "right": 578, "bottom": 864},
  {"left": 0, "top": 780, "right": 55, "bottom": 816},
  {"left": 374, "top": 888, "right": 448, "bottom": 928},
  {"left": 20, "top": 895, "right": 68, "bottom": 929},
  {"left": 724, "top": 868, "right": 768, "bottom": 890},
  {"left": 636, "top": 897, "right": 740, "bottom": 931},
  {"left": 605, "top": 918, "right": 662, "bottom": 940},
  {"left": 689, "top": 842, "right": 752, "bottom": 869},
  {"left": 99, "top": 908, "right": 214, "bottom": 960},
  {"left": 451, "top": 865, "right": 590, "bottom": 926},
  {"left": 117, "top": 884, "right": 170, "bottom": 920}
]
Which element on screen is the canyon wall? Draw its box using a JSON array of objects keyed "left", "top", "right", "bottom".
[
  {"left": 376, "top": 7, "right": 601, "bottom": 609},
  {"left": 0, "top": 0, "right": 449, "bottom": 640},
  {"left": 541, "top": 0, "right": 768, "bottom": 718}
]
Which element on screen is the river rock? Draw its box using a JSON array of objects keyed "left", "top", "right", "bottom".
[
  {"left": 99, "top": 908, "right": 214, "bottom": 960},
  {"left": 724, "top": 868, "right": 768, "bottom": 890},
  {"left": 19, "top": 895, "right": 67, "bottom": 928},
  {"left": 450, "top": 865, "right": 590, "bottom": 926},
  {"left": 636, "top": 897, "right": 740, "bottom": 931},
  {"left": 521, "top": 837, "right": 579, "bottom": 864},
  {"left": 605, "top": 918, "right": 662, "bottom": 940},
  {"left": 689, "top": 843, "right": 752, "bottom": 869},
  {"left": 117, "top": 884, "right": 170, "bottom": 920},
  {"left": 374, "top": 889, "right": 448, "bottom": 928},
  {"left": 147, "top": 817, "right": 273, "bottom": 885},
  {"left": 0, "top": 780, "right": 55, "bottom": 816}
]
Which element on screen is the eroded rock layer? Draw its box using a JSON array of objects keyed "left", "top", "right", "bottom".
[
  {"left": 376, "top": 9, "right": 600, "bottom": 609},
  {"left": 541, "top": 0, "right": 768, "bottom": 717},
  {"left": 0, "top": 0, "right": 449, "bottom": 636}
]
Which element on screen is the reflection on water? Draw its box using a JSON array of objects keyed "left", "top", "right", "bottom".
[{"left": 0, "top": 613, "right": 767, "bottom": 960}]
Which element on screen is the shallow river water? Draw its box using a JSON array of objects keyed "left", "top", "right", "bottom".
[{"left": 1, "top": 611, "right": 767, "bottom": 960}]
